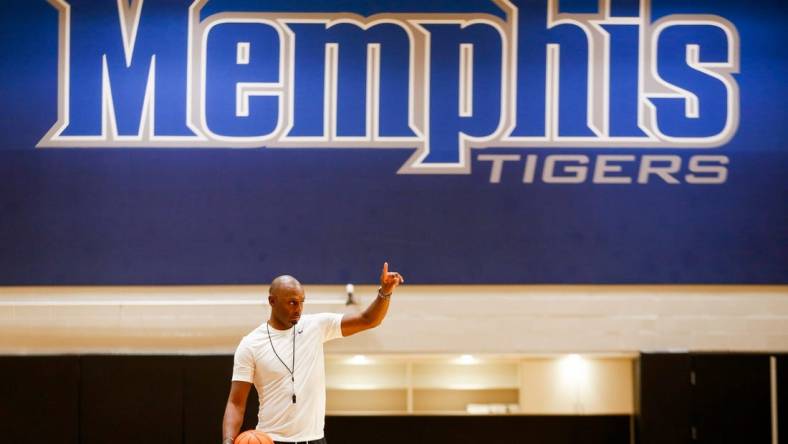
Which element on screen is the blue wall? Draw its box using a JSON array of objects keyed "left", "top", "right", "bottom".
[{"left": 0, "top": 0, "right": 785, "bottom": 284}]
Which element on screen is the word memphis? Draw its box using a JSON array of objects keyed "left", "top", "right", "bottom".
[{"left": 40, "top": 0, "right": 740, "bottom": 174}]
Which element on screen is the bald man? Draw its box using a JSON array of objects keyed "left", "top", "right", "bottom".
[{"left": 221, "top": 263, "right": 404, "bottom": 444}]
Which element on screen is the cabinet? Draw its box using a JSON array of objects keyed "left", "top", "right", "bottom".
[
  {"left": 637, "top": 353, "right": 778, "bottom": 444},
  {"left": 326, "top": 359, "right": 409, "bottom": 414},
  {"left": 411, "top": 360, "right": 519, "bottom": 414},
  {"left": 326, "top": 355, "right": 631, "bottom": 415}
]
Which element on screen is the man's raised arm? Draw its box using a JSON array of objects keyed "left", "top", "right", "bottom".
[{"left": 341, "top": 262, "right": 404, "bottom": 337}]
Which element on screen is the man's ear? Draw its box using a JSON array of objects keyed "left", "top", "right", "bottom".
[{"left": 268, "top": 294, "right": 275, "bottom": 305}]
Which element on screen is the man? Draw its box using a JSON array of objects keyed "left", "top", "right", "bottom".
[{"left": 221, "top": 262, "right": 404, "bottom": 444}]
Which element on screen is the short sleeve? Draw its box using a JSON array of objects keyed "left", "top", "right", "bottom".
[
  {"left": 231, "top": 339, "right": 255, "bottom": 383},
  {"left": 314, "top": 312, "right": 344, "bottom": 342}
]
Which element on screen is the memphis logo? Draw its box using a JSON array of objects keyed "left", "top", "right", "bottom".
[{"left": 38, "top": 0, "right": 740, "bottom": 175}]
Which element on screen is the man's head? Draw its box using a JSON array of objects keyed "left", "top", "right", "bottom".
[{"left": 268, "top": 275, "right": 305, "bottom": 329}]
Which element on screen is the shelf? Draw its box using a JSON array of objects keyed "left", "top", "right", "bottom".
[
  {"left": 412, "top": 388, "right": 519, "bottom": 413},
  {"left": 411, "top": 361, "right": 519, "bottom": 389},
  {"left": 323, "top": 354, "right": 635, "bottom": 415},
  {"left": 326, "top": 388, "right": 407, "bottom": 412},
  {"left": 326, "top": 358, "right": 408, "bottom": 389}
]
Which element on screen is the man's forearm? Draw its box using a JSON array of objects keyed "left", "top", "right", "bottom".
[
  {"left": 221, "top": 401, "right": 245, "bottom": 444},
  {"left": 360, "top": 287, "right": 393, "bottom": 327}
]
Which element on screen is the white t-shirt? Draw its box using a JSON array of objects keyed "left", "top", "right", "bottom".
[{"left": 232, "top": 313, "right": 344, "bottom": 442}]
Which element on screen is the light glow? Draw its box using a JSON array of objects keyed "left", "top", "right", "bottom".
[
  {"left": 347, "top": 354, "right": 372, "bottom": 365},
  {"left": 558, "top": 354, "right": 591, "bottom": 413},
  {"left": 454, "top": 354, "right": 479, "bottom": 365}
]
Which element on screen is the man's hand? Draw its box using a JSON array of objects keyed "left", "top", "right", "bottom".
[{"left": 379, "top": 262, "right": 404, "bottom": 295}]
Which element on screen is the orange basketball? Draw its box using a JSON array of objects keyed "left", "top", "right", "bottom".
[{"left": 234, "top": 430, "right": 274, "bottom": 444}]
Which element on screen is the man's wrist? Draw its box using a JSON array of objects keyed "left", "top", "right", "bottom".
[
  {"left": 223, "top": 437, "right": 234, "bottom": 444},
  {"left": 378, "top": 287, "right": 393, "bottom": 299}
]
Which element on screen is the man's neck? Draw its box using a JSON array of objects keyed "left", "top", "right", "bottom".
[{"left": 267, "top": 317, "right": 291, "bottom": 331}]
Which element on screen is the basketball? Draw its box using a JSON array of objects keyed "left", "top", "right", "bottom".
[{"left": 234, "top": 430, "right": 274, "bottom": 444}]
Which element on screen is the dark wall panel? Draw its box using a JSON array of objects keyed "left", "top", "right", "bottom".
[
  {"left": 80, "top": 355, "right": 183, "bottom": 444},
  {"left": 637, "top": 353, "right": 692, "bottom": 444},
  {"left": 182, "top": 355, "right": 259, "bottom": 444},
  {"left": 692, "top": 354, "right": 771, "bottom": 444},
  {"left": 638, "top": 353, "right": 778, "bottom": 444},
  {"left": 325, "top": 415, "right": 631, "bottom": 444},
  {"left": 5, "top": 353, "right": 784, "bottom": 444},
  {"left": 777, "top": 354, "right": 787, "bottom": 444},
  {"left": 183, "top": 355, "right": 231, "bottom": 444},
  {"left": 0, "top": 356, "right": 80, "bottom": 443}
]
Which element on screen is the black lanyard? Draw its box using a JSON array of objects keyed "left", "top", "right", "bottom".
[{"left": 266, "top": 321, "right": 297, "bottom": 404}]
